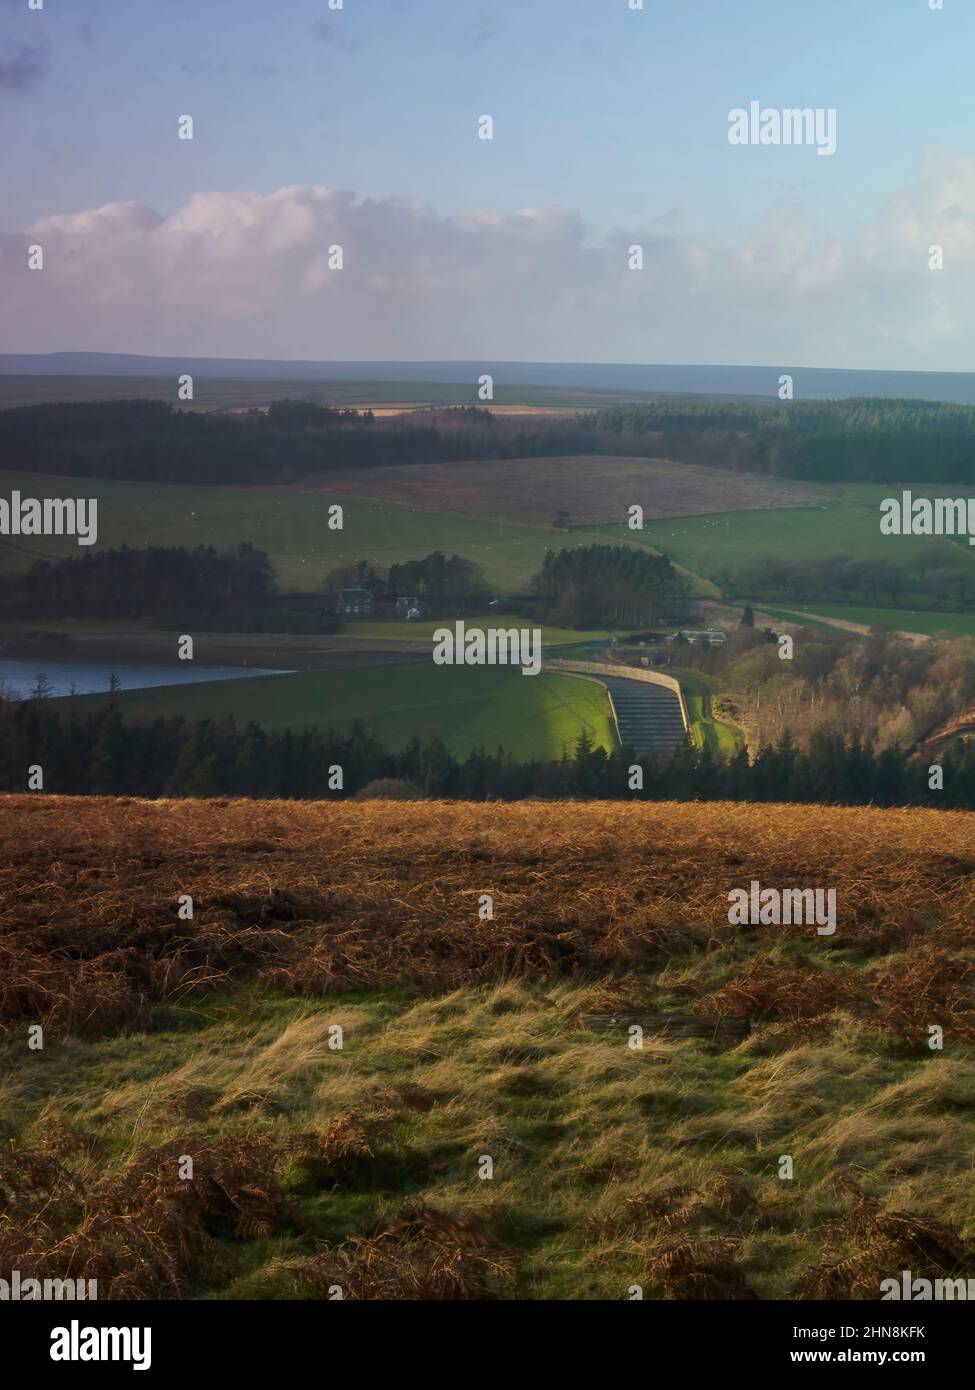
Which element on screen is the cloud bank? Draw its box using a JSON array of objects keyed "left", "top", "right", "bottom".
[{"left": 4, "top": 152, "right": 975, "bottom": 368}]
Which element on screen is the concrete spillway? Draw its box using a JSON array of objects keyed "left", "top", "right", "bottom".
[
  {"left": 544, "top": 658, "right": 690, "bottom": 758},
  {"left": 599, "top": 675, "right": 688, "bottom": 757}
]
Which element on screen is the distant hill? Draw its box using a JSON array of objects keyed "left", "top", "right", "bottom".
[{"left": 6, "top": 353, "right": 975, "bottom": 403}]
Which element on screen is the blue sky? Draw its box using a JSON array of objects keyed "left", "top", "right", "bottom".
[{"left": 2, "top": 0, "right": 975, "bottom": 366}]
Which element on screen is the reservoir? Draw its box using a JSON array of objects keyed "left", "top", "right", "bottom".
[{"left": 0, "top": 658, "right": 292, "bottom": 699}]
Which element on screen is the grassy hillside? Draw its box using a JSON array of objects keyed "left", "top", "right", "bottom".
[
  {"left": 596, "top": 483, "right": 975, "bottom": 593},
  {"left": 321, "top": 454, "right": 817, "bottom": 526},
  {"left": 67, "top": 664, "right": 619, "bottom": 760},
  {"left": 671, "top": 669, "right": 742, "bottom": 756},
  {"left": 0, "top": 469, "right": 613, "bottom": 592},
  {"left": 759, "top": 602, "right": 975, "bottom": 639},
  {"left": 10, "top": 466, "right": 971, "bottom": 621},
  {"left": 3, "top": 796, "right": 974, "bottom": 1301}
]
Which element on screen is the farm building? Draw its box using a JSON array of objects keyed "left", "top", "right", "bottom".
[
  {"left": 335, "top": 588, "right": 375, "bottom": 616},
  {"left": 394, "top": 595, "right": 428, "bottom": 620}
]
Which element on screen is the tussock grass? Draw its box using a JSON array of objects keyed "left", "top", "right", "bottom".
[
  {"left": 2, "top": 795, "right": 975, "bottom": 1298},
  {"left": 1, "top": 980, "right": 974, "bottom": 1299}
]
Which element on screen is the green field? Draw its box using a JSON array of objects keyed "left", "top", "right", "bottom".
[
  {"left": 595, "top": 483, "right": 975, "bottom": 589},
  {"left": 9, "top": 463, "right": 975, "bottom": 639},
  {"left": 0, "top": 470, "right": 611, "bottom": 593},
  {"left": 758, "top": 602, "right": 975, "bottom": 639},
  {"left": 753, "top": 607, "right": 848, "bottom": 635},
  {"left": 68, "top": 664, "right": 619, "bottom": 760},
  {"left": 670, "top": 669, "right": 741, "bottom": 757}
]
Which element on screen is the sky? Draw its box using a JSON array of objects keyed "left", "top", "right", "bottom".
[{"left": 1, "top": 0, "right": 974, "bottom": 368}]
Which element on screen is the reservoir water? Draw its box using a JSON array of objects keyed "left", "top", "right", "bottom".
[{"left": 0, "top": 658, "right": 292, "bottom": 699}]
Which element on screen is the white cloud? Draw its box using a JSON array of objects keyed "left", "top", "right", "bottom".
[{"left": 4, "top": 155, "right": 975, "bottom": 367}]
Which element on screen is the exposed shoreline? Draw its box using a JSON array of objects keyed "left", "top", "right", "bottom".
[{"left": 0, "top": 626, "right": 431, "bottom": 672}]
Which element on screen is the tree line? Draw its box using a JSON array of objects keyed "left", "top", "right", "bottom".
[
  {"left": 3, "top": 698, "right": 973, "bottom": 808},
  {"left": 531, "top": 544, "right": 684, "bottom": 626},
  {"left": 0, "top": 543, "right": 275, "bottom": 622},
  {"left": 0, "top": 543, "right": 497, "bottom": 626},
  {"left": 8, "top": 395, "right": 975, "bottom": 488},
  {"left": 584, "top": 397, "right": 975, "bottom": 484},
  {"left": 0, "top": 400, "right": 611, "bottom": 487},
  {"left": 326, "top": 552, "right": 488, "bottom": 604},
  {"left": 725, "top": 549, "right": 975, "bottom": 609}
]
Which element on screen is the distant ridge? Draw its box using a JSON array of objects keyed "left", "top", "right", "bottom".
[{"left": 3, "top": 354, "right": 975, "bottom": 403}]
